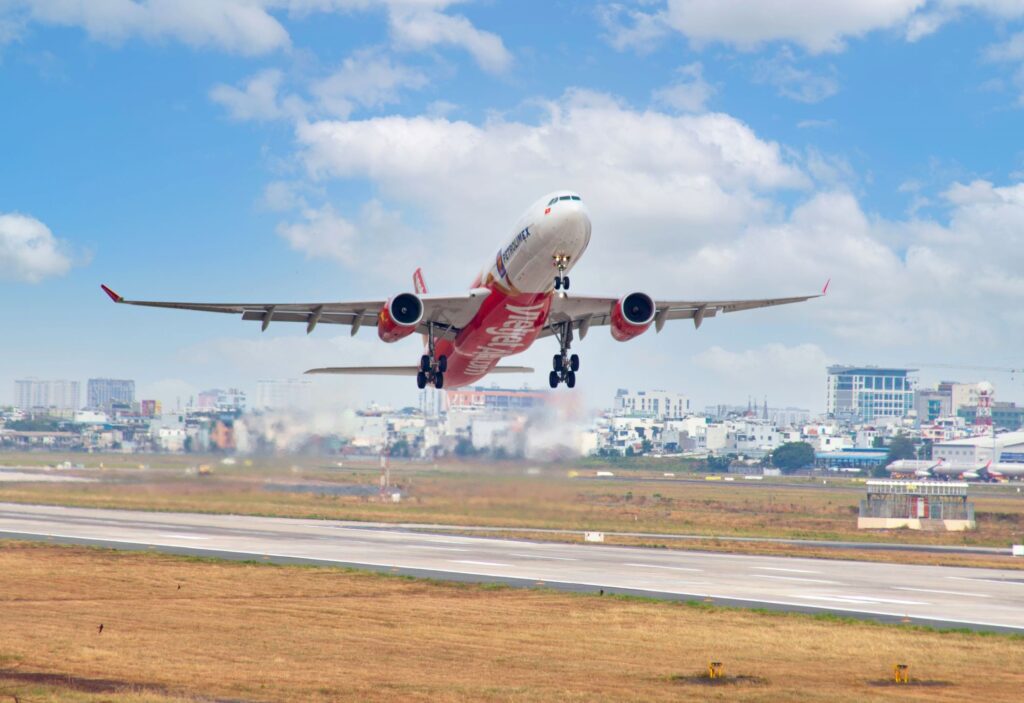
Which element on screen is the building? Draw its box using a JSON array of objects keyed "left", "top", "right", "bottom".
[
  {"left": 87, "top": 378, "right": 135, "bottom": 411},
  {"left": 956, "top": 402, "right": 1024, "bottom": 431},
  {"left": 195, "top": 388, "right": 247, "bottom": 413},
  {"left": 13, "top": 379, "right": 80, "bottom": 412},
  {"left": 614, "top": 389, "right": 690, "bottom": 420},
  {"left": 826, "top": 366, "right": 915, "bottom": 422},
  {"left": 858, "top": 481, "right": 975, "bottom": 531},
  {"left": 939, "top": 381, "right": 983, "bottom": 413},
  {"left": 254, "top": 379, "right": 313, "bottom": 411},
  {"left": 933, "top": 430, "right": 1024, "bottom": 464},
  {"left": 914, "top": 389, "right": 951, "bottom": 423},
  {"left": 445, "top": 386, "right": 548, "bottom": 413}
]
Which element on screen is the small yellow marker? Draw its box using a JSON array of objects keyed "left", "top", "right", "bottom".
[
  {"left": 708, "top": 662, "right": 724, "bottom": 679},
  {"left": 894, "top": 663, "right": 909, "bottom": 684}
]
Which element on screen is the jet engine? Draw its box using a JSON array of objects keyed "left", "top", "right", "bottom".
[
  {"left": 610, "top": 292, "right": 656, "bottom": 341},
  {"left": 377, "top": 293, "right": 424, "bottom": 342}
]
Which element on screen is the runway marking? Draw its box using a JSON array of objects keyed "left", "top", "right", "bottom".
[
  {"left": 405, "top": 545, "right": 469, "bottom": 552},
  {"left": 156, "top": 534, "right": 207, "bottom": 540},
  {"left": 947, "top": 576, "right": 1024, "bottom": 587},
  {"left": 752, "top": 575, "right": 840, "bottom": 585},
  {"left": 452, "top": 560, "right": 511, "bottom": 567},
  {"left": 751, "top": 566, "right": 819, "bottom": 574},
  {"left": 509, "top": 553, "right": 578, "bottom": 561},
  {"left": 795, "top": 595, "right": 930, "bottom": 606},
  {"left": 5, "top": 527, "right": 1024, "bottom": 632},
  {"left": 894, "top": 587, "right": 991, "bottom": 598},
  {"left": 624, "top": 563, "right": 702, "bottom": 572}
]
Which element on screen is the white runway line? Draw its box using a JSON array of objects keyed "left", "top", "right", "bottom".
[
  {"left": 624, "top": 563, "right": 703, "bottom": 572},
  {"left": 946, "top": 576, "right": 1024, "bottom": 587},
  {"left": 751, "top": 566, "right": 819, "bottom": 574},
  {"left": 752, "top": 574, "right": 840, "bottom": 585},
  {"left": 157, "top": 534, "right": 207, "bottom": 540},
  {"left": 795, "top": 595, "right": 930, "bottom": 606},
  {"left": 452, "top": 560, "right": 511, "bottom": 567},
  {"left": 894, "top": 587, "right": 991, "bottom": 598},
  {"left": 509, "top": 553, "right": 578, "bottom": 561},
  {"left": 405, "top": 545, "right": 469, "bottom": 552}
]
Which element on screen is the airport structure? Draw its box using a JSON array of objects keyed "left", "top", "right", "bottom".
[
  {"left": 858, "top": 480, "right": 975, "bottom": 531},
  {"left": 87, "top": 378, "right": 135, "bottom": 412}
]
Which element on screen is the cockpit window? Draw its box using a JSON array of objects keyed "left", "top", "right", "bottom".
[
  {"left": 559, "top": 195, "right": 571, "bottom": 201},
  {"left": 570, "top": 195, "right": 581, "bottom": 201},
  {"left": 547, "top": 198, "right": 558, "bottom": 206}
]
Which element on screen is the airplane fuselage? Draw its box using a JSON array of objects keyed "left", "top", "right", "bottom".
[{"left": 434, "top": 192, "right": 591, "bottom": 387}]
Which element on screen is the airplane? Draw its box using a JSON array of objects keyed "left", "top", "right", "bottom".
[
  {"left": 100, "top": 191, "right": 824, "bottom": 390},
  {"left": 886, "top": 457, "right": 1024, "bottom": 481}
]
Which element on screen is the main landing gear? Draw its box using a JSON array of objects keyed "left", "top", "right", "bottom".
[
  {"left": 416, "top": 324, "right": 447, "bottom": 389},
  {"left": 553, "top": 254, "right": 570, "bottom": 290},
  {"left": 549, "top": 321, "right": 580, "bottom": 388}
]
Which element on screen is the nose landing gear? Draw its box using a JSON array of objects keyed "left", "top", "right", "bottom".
[
  {"left": 552, "top": 254, "right": 571, "bottom": 290},
  {"left": 549, "top": 322, "right": 580, "bottom": 388},
  {"left": 416, "top": 324, "right": 447, "bottom": 389}
]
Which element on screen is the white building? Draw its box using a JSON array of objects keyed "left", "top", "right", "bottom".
[
  {"left": 725, "top": 420, "right": 781, "bottom": 456},
  {"left": 614, "top": 389, "right": 690, "bottom": 419},
  {"left": 14, "top": 379, "right": 80, "bottom": 412},
  {"left": 933, "top": 430, "right": 1024, "bottom": 464},
  {"left": 826, "top": 366, "right": 915, "bottom": 421}
]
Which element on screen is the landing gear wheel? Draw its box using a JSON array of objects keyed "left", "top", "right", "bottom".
[
  {"left": 549, "top": 371, "right": 560, "bottom": 388},
  {"left": 416, "top": 371, "right": 427, "bottom": 389},
  {"left": 562, "top": 276, "right": 569, "bottom": 290},
  {"left": 438, "top": 355, "right": 448, "bottom": 373},
  {"left": 433, "top": 372, "right": 444, "bottom": 389},
  {"left": 565, "top": 371, "right": 576, "bottom": 388},
  {"left": 420, "top": 355, "right": 431, "bottom": 372},
  {"left": 554, "top": 276, "right": 562, "bottom": 290},
  {"left": 553, "top": 354, "right": 564, "bottom": 372},
  {"left": 569, "top": 354, "right": 580, "bottom": 372}
]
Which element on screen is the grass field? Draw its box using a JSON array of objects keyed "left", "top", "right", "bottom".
[
  {"left": 1, "top": 541, "right": 1022, "bottom": 702},
  {"left": 3, "top": 455, "right": 1024, "bottom": 547}
]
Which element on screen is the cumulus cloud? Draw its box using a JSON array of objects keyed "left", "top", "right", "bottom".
[
  {"left": 311, "top": 49, "right": 429, "bottom": 118},
  {"left": 276, "top": 203, "right": 358, "bottom": 264},
  {"left": 0, "top": 212, "right": 73, "bottom": 283},
  {"left": 694, "top": 343, "right": 833, "bottom": 407},
  {"left": 652, "top": 62, "right": 715, "bottom": 113},
  {"left": 209, "top": 68, "right": 306, "bottom": 121},
  {"left": 387, "top": 2, "right": 512, "bottom": 73}
]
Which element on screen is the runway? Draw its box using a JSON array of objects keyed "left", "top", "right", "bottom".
[{"left": 0, "top": 502, "right": 1022, "bottom": 633}]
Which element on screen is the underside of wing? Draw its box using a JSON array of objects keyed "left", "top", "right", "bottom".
[
  {"left": 542, "top": 288, "right": 823, "bottom": 339},
  {"left": 305, "top": 365, "right": 535, "bottom": 376},
  {"left": 100, "top": 284, "right": 492, "bottom": 340}
]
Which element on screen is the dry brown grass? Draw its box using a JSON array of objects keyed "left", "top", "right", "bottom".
[{"left": 0, "top": 542, "right": 1022, "bottom": 702}]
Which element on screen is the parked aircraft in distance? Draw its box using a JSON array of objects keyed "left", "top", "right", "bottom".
[
  {"left": 886, "top": 458, "right": 1024, "bottom": 481},
  {"left": 102, "top": 191, "right": 824, "bottom": 390}
]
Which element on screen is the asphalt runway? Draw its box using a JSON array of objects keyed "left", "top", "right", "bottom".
[{"left": 1, "top": 502, "right": 1022, "bottom": 633}]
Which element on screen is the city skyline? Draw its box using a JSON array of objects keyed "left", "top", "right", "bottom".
[{"left": 4, "top": 3, "right": 1024, "bottom": 411}]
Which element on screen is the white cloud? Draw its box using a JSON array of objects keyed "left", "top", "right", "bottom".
[
  {"left": 311, "top": 49, "right": 428, "bottom": 118},
  {"left": 14, "top": 0, "right": 292, "bottom": 55},
  {"left": 0, "top": 212, "right": 73, "bottom": 283},
  {"left": 694, "top": 343, "right": 832, "bottom": 408},
  {"left": 598, "top": 3, "right": 671, "bottom": 53},
  {"left": 209, "top": 69, "right": 300, "bottom": 121},
  {"left": 276, "top": 203, "right": 358, "bottom": 264},
  {"left": 652, "top": 62, "right": 714, "bottom": 113},
  {"left": 386, "top": 3, "right": 512, "bottom": 73},
  {"left": 753, "top": 48, "right": 839, "bottom": 103}
]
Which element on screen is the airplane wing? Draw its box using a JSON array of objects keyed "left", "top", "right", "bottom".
[
  {"left": 99, "top": 284, "right": 492, "bottom": 340},
  {"left": 540, "top": 284, "right": 827, "bottom": 339},
  {"left": 305, "top": 365, "right": 534, "bottom": 376}
]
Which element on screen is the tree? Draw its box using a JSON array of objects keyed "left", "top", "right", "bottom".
[
  {"left": 886, "top": 434, "right": 916, "bottom": 463},
  {"left": 771, "top": 442, "right": 815, "bottom": 474},
  {"left": 704, "top": 455, "right": 734, "bottom": 473}
]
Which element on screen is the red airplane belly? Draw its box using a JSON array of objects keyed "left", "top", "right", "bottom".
[{"left": 435, "top": 288, "right": 552, "bottom": 388}]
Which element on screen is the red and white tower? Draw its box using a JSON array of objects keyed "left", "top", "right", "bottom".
[{"left": 975, "top": 381, "right": 994, "bottom": 434}]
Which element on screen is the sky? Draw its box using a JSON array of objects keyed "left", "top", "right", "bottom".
[{"left": 3, "top": 0, "right": 1024, "bottom": 414}]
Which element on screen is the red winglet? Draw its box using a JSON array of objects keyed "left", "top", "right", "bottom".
[
  {"left": 821, "top": 278, "right": 831, "bottom": 296},
  {"left": 100, "top": 284, "right": 123, "bottom": 303}
]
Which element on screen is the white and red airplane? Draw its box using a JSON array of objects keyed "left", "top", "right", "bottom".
[{"left": 101, "top": 191, "right": 823, "bottom": 390}]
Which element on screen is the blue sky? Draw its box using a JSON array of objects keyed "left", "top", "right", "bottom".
[{"left": 3, "top": 1, "right": 1024, "bottom": 412}]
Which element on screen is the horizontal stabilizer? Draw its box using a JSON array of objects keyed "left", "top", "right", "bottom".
[{"left": 305, "top": 365, "right": 534, "bottom": 376}]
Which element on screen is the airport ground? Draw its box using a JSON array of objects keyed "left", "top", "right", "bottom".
[
  {"left": 1, "top": 452, "right": 1023, "bottom": 571},
  {"left": 1, "top": 541, "right": 1022, "bottom": 703}
]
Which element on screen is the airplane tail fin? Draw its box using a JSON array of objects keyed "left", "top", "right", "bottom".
[{"left": 413, "top": 268, "right": 428, "bottom": 295}]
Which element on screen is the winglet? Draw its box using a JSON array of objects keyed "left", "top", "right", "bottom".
[
  {"left": 821, "top": 278, "right": 831, "bottom": 296},
  {"left": 100, "top": 284, "right": 124, "bottom": 303}
]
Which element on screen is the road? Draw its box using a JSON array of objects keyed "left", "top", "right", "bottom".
[{"left": 0, "top": 502, "right": 1021, "bottom": 633}]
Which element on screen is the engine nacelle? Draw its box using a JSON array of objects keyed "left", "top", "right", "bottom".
[
  {"left": 377, "top": 292, "right": 424, "bottom": 343},
  {"left": 610, "top": 292, "right": 656, "bottom": 342}
]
